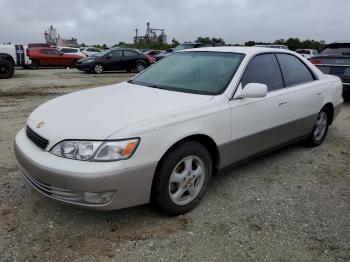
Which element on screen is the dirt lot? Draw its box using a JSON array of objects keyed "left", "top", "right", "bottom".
[{"left": 0, "top": 68, "right": 349, "bottom": 262}]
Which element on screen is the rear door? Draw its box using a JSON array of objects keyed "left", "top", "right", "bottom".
[
  {"left": 276, "top": 53, "right": 323, "bottom": 139},
  {"left": 224, "top": 53, "right": 292, "bottom": 166},
  {"left": 122, "top": 50, "right": 140, "bottom": 70}
]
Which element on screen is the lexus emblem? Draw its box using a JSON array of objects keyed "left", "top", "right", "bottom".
[{"left": 36, "top": 121, "right": 45, "bottom": 128}]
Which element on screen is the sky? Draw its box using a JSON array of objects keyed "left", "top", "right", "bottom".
[{"left": 0, "top": 0, "right": 349, "bottom": 46}]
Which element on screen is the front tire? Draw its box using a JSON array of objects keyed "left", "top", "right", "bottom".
[
  {"left": 136, "top": 62, "right": 146, "bottom": 73},
  {"left": 152, "top": 141, "right": 212, "bottom": 216},
  {"left": 92, "top": 63, "right": 104, "bottom": 74},
  {"left": 305, "top": 108, "right": 330, "bottom": 147},
  {"left": 70, "top": 60, "right": 78, "bottom": 68}
]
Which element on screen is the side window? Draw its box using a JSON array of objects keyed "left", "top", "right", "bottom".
[
  {"left": 276, "top": 53, "right": 315, "bottom": 87},
  {"left": 124, "top": 51, "right": 138, "bottom": 57},
  {"left": 241, "top": 54, "right": 284, "bottom": 92},
  {"left": 39, "top": 49, "right": 48, "bottom": 54},
  {"left": 51, "top": 49, "right": 62, "bottom": 55},
  {"left": 109, "top": 51, "right": 123, "bottom": 57}
]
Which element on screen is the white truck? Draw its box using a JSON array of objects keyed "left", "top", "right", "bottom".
[{"left": 0, "top": 44, "right": 32, "bottom": 79}]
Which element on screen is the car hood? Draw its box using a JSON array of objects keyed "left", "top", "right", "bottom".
[{"left": 27, "top": 82, "right": 212, "bottom": 148}]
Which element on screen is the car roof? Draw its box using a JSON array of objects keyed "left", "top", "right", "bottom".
[
  {"left": 180, "top": 46, "right": 296, "bottom": 56},
  {"left": 28, "top": 47, "right": 56, "bottom": 50},
  {"left": 58, "top": 47, "right": 79, "bottom": 49},
  {"left": 107, "top": 47, "right": 141, "bottom": 52}
]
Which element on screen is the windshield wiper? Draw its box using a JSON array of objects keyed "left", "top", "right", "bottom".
[{"left": 130, "top": 80, "right": 169, "bottom": 90}]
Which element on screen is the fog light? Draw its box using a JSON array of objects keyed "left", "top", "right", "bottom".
[{"left": 84, "top": 191, "right": 116, "bottom": 204}]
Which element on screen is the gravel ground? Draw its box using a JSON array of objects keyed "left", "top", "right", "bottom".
[{"left": 0, "top": 68, "right": 349, "bottom": 262}]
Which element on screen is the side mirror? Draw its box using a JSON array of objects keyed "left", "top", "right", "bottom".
[
  {"left": 106, "top": 54, "right": 112, "bottom": 59},
  {"left": 236, "top": 83, "right": 268, "bottom": 99}
]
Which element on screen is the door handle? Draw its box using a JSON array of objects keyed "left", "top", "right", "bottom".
[{"left": 278, "top": 101, "right": 288, "bottom": 106}]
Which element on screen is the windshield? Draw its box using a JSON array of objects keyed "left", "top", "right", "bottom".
[
  {"left": 296, "top": 50, "right": 310, "bottom": 54},
  {"left": 130, "top": 51, "right": 245, "bottom": 95},
  {"left": 92, "top": 49, "right": 111, "bottom": 57},
  {"left": 173, "top": 44, "right": 197, "bottom": 52},
  {"left": 320, "top": 44, "right": 350, "bottom": 56}
]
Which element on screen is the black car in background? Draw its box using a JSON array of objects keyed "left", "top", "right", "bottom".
[
  {"left": 76, "top": 48, "right": 154, "bottom": 74},
  {"left": 310, "top": 42, "right": 350, "bottom": 99},
  {"left": 154, "top": 43, "right": 218, "bottom": 61}
]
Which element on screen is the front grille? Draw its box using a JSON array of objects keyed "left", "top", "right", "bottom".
[{"left": 26, "top": 126, "right": 49, "bottom": 150}]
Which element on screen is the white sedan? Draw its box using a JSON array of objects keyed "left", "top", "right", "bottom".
[
  {"left": 80, "top": 47, "right": 101, "bottom": 57},
  {"left": 57, "top": 47, "right": 86, "bottom": 58},
  {"left": 14, "top": 47, "right": 343, "bottom": 215}
]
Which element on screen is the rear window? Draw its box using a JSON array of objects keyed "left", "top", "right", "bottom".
[
  {"left": 276, "top": 54, "right": 315, "bottom": 87},
  {"left": 124, "top": 51, "right": 138, "bottom": 57},
  {"left": 320, "top": 44, "right": 350, "bottom": 56},
  {"left": 60, "top": 48, "right": 77, "bottom": 53}
]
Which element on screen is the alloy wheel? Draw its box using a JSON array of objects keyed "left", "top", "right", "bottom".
[
  {"left": 313, "top": 111, "right": 328, "bottom": 141},
  {"left": 169, "top": 155, "right": 206, "bottom": 206},
  {"left": 94, "top": 64, "right": 103, "bottom": 74}
]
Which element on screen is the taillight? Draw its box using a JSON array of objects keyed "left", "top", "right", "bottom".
[
  {"left": 146, "top": 55, "right": 155, "bottom": 63},
  {"left": 310, "top": 59, "right": 321, "bottom": 65},
  {"left": 26, "top": 49, "right": 29, "bottom": 56}
]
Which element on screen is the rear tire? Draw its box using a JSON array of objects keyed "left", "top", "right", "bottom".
[
  {"left": 92, "top": 63, "right": 103, "bottom": 74},
  {"left": 305, "top": 107, "right": 330, "bottom": 147},
  {"left": 0, "top": 59, "right": 14, "bottom": 79},
  {"left": 30, "top": 59, "right": 39, "bottom": 69},
  {"left": 152, "top": 141, "right": 212, "bottom": 216}
]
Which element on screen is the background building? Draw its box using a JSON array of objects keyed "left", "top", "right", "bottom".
[
  {"left": 44, "top": 25, "right": 79, "bottom": 47},
  {"left": 134, "top": 22, "right": 167, "bottom": 45}
]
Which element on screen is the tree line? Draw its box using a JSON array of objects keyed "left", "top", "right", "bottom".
[
  {"left": 85, "top": 37, "right": 328, "bottom": 51},
  {"left": 244, "top": 38, "right": 327, "bottom": 51}
]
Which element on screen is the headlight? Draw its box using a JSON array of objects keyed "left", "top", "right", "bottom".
[
  {"left": 50, "top": 138, "right": 140, "bottom": 161},
  {"left": 86, "top": 59, "right": 95, "bottom": 63}
]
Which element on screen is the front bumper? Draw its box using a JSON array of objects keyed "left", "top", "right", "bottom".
[
  {"left": 76, "top": 63, "right": 92, "bottom": 71},
  {"left": 14, "top": 128, "right": 157, "bottom": 210}
]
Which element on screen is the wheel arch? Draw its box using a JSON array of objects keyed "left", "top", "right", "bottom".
[
  {"left": 150, "top": 133, "right": 220, "bottom": 202},
  {"left": 322, "top": 102, "right": 334, "bottom": 125},
  {"left": 0, "top": 53, "right": 15, "bottom": 66}
]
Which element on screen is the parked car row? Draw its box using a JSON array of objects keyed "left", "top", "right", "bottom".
[{"left": 1, "top": 41, "right": 350, "bottom": 100}]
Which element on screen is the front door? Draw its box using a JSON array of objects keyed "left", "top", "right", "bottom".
[
  {"left": 104, "top": 50, "right": 123, "bottom": 70},
  {"left": 221, "top": 53, "right": 292, "bottom": 167}
]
